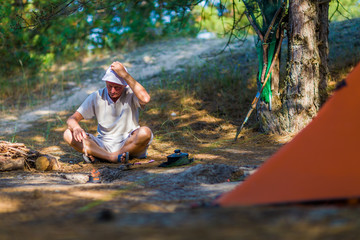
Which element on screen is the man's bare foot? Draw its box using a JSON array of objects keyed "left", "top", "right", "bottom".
[
  {"left": 83, "top": 154, "right": 94, "bottom": 163},
  {"left": 83, "top": 154, "right": 101, "bottom": 163}
]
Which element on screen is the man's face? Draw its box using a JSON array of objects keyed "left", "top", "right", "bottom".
[{"left": 106, "top": 81, "right": 125, "bottom": 99}]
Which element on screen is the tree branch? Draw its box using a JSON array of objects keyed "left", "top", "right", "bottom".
[
  {"left": 244, "top": 10, "right": 263, "bottom": 41},
  {"left": 329, "top": 0, "right": 351, "bottom": 20},
  {"left": 263, "top": 0, "right": 285, "bottom": 43},
  {"left": 259, "top": 0, "right": 287, "bottom": 84}
]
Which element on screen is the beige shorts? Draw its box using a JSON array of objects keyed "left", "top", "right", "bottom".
[{"left": 88, "top": 128, "right": 153, "bottom": 159}]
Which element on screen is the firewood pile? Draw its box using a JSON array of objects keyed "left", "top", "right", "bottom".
[{"left": 0, "top": 141, "right": 60, "bottom": 171}]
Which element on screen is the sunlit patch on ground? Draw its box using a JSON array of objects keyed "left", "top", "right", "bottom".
[
  {"left": 40, "top": 145, "right": 66, "bottom": 156},
  {"left": 31, "top": 135, "right": 46, "bottom": 144},
  {"left": 0, "top": 196, "right": 20, "bottom": 213},
  {"left": 69, "top": 189, "right": 118, "bottom": 201}
]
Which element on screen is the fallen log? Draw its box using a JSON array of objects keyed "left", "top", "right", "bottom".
[
  {"left": 0, "top": 157, "right": 24, "bottom": 171},
  {"left": 35, "top": 155, "right": 60, "bottom": 171},
  {"left": 0, "top": 141, "right": 60, "bottom": 171}
]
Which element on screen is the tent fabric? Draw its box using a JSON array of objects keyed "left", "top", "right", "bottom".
[{"left": 216, "top": 63, "right": 360, "bottom": 207}]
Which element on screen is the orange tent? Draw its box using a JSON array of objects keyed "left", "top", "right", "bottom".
[{"left": 216, "top": 63, "right": 360, "bottom": 206}]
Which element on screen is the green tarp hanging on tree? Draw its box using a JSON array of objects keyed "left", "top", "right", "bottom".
[
  {"left": 243, "top": 0, "right": 284, "bottom": 104},
  {"left": 256, "top": 40, "right": 276, "bottom": 104}
]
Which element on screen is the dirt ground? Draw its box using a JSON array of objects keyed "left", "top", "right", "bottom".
[
  {"left": 1, "top": 27, "right": 360, "bottom": 238},
  {"left": 5, "top": 125, "right": 359, "bottom": 240},
  {"left": 0, "top": 112, "right": 291, "bottom": 239},
  {"left": 1, "top": 99, "right": 359, "bottom": 239}
]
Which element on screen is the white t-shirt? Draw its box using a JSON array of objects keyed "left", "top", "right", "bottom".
[{"left": 77, "top": 86, "right": 141, "bottom": 146}]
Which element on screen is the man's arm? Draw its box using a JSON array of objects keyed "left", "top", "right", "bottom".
[
  {"left": 66, "top": 111, "right": 87, "bottom": 142},
  {"left": 111, "top": 61, "right": 150, "bottom": 106}
]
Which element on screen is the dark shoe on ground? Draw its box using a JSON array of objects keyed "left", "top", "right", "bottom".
[{"left": 117, "top": 152, "right": 129, "bottom": 164}]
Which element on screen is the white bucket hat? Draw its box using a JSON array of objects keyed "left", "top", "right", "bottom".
[{"left": 101, "top": 66, "right": 128, "bottom": 85}]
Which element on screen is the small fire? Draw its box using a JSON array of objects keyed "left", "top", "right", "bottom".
[{"left": 91, "top": 168, "right": 100, "bottom": 182}]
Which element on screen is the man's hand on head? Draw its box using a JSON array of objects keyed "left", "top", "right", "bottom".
[
  {"left": 111, "top": 61, "right": 128, "bottom": 79},
  {"left": 109, "top": 61, "right": 150, "bottom": 106}
]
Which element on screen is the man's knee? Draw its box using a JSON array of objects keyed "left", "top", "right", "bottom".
[
  {"left": 63, "top": 129, "right": 72, "bottom": 144},
  {"left": 136, "top": 127, "right": 152, "bottom": 144}
]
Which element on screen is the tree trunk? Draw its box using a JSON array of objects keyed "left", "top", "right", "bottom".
[
  {"left": 318, "top": 1, "right": 330, "bottom": 105},
  {"left": 283, "top": 0, "right": 321, "bottom": 133},
  {"left": 257, "top": 0, "right": 329, "bottom": 134}
]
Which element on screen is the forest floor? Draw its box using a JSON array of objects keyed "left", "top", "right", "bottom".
[{"left": 1, "top": 18, "right": 360, "bottom": 239}]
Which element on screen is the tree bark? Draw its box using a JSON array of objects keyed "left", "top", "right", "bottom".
[
  {"left": 257, "top": 0, "right": 329, "bottom": 134},
  {"left": 283, "top": 0, "right": 321, "bottom": 133},
  {"left": 318, "top": 1, "right": 330, "bottom": 105}
]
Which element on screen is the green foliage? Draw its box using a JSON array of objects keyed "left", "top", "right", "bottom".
[
  {"left": 192, "top": 5, "right": 227, "bottom": 35},
  {"left": 0, "top": 0, "right": 89, "bottom": 77},
  {"left": 0, "top": 0, "right": 199, "bottom": 100},
  {"left": 192, "top": 1, "right": 250, "bottom": 37},
  {"left": 329, "top": 0, "right": 360, "bottom": 21}
]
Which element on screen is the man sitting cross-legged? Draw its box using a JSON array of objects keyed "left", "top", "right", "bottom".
[{"left": 63, "top": 61, "right": 153, "bottom": 163}]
